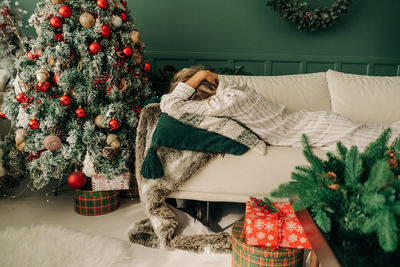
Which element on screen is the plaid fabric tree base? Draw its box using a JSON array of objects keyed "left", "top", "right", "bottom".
[
  {"left": 119, "top": 174, "right": 139, "bottom": 198},
  {"left": 73, "top": 189, "right": 120, "bottom": 216},
  {"left": 232, "top": 219, "right": 303, "bottom": 267}
]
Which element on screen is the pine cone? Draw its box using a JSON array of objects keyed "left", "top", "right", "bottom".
[
  {"left": 0, "top": 175, "right": 19, "bottom": 189},
  {"left": 326, "top": 171, "right": 337, "bottom": 182},
  {"left": 328, "top": 184, "right": 339, "bottom": 191},
  {"left": 76, "top": 113, "right": 94, "bottom": 126},
  {"left": 92, "top": 74, "right": 110, "bottom": 91},
  {"left": 102, "top": 146, "right": 120, "bottom": 159},
  {"left": 388, "top": 158, "right": 398, "bottom": 170},
  {"left": 47, "top": 123, "right": 68, "bottom": 142}
]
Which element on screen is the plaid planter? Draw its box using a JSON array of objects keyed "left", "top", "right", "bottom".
[
  {"left": 232, "top": 219, "right": 303, "bottom": 267},
  {"left": 73, "top": 189, "right": 120, "bottom": 216},
  {"left": 119, "top": 174, "right": 139, "bottom": 198}
]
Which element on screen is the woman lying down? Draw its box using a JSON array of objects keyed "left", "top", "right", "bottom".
[{"left": 160, "top": 66, "right": 400, "bottom": 153}]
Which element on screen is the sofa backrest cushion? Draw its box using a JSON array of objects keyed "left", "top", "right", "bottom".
[
  {"left": 326, "top": 70, "right": 400, "bottom": 124},
  {"left": 219, "top": 72, "right": 331, "bottom": 113}
]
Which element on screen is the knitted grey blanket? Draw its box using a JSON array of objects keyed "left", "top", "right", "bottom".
[{"left": 128, "top": 104, "right": 232, "bottom": 253}]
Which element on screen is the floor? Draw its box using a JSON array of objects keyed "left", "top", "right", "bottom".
[{"left": 0, "top": 186, "right": 245, "bottom": 267}]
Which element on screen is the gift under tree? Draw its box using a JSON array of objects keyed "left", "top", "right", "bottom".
[{"left": 0, "top": 0, "right": 153, "bottom": 190}]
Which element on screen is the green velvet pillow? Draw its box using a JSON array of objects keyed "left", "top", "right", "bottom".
[{"left": 141, "top": 113, "right": 249, "bottom": 179}]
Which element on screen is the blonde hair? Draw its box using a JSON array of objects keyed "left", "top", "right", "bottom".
[{"left": 169, "top": 66, "right": 216, "bottom": 101}]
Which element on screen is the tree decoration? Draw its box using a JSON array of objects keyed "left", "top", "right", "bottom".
[
  {"left": 59, "top": 94, "right": 71, "bottom": 106},
  {"left": 266, "top": 0, "right": 353, "bottom": 31},
  {"left": 89, "top": 42, "right": 102, "bottom": 54},
  {"left": 122, "top": 47, "right": 132, "bottom": 57},
  {"left": 58, "top": 5, "right": 71, "bottom": 18},
  {"left": 55, "top": 33, "right": 65, "bottom": 42},
  {"left": 75, "top": 107, "right": 86, "bottom": 118},
  {"left": 15, "top": 129, "right": 28, "bottom": 152},
  {"left": 120, "top": 12, "right": 127, "bottom": 22},
  {"left": 144, "top": 62, "right": 151, "bottom": 73},
  {"left": 271, "top": 129, "right": 400, "bottom": 253},
  {"left": 50, "top": 16, "right": 63, "bottom": 29},
  {"left": 112, "top": 15, "right": 122, "bottom": 27},
  {"left": 43, "top": 135, "right": 62, "bottom": 151},
  {"left": 100, "top": 24, "right": 111, "bottom": 38},
  {"left": 35, "top": 82, "right": 51, "bottom": 93},
  {"left": 53, "top": 75, "right": 60, "bottom": 85},
  {"left": 95, "top": 114, "right": 104, "bottom": 128},
  {"left": 47, "top": 123, "right": 68, "bottom": 142},
  {"left": 16, "top": 93, "right": 27, "bottom": 103},
  {"left": 129, "top": 31, "right": 141, "bottom": 44},
  {"left": 67, "top": 171, "right": 86, "bottom": 189},
  {"left": 108, "top": 0, "right": 126, "bottom": 11},
  {"left": 0, "top": 111, "right": 6, "bottom": 119},
  {"left": 97, "top": 0, "right": 108, "bottom": 10},
  {"left": 107, "top": 134, "right": 121, "bottom": 149},
  {"left": 79, "top": 12, "right": 95, "bottom": 28},
  {"left": 35, "top": 69, "right": 49, "bottom": 83},
  {"left": 28, "top": 119, "right": 40, "bottom": 130},
  {"left": 51, "top": 0, "right": 65, "bottom": 4},
  {"left": 102, "top": 146, "right": 120, "bottom": 159},
  {"left": 109, "top": 119, "right": 120, "bottom": 130}
]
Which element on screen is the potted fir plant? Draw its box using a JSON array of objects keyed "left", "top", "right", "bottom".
[{"left": 271, "top": 129, "right": 400, "bottom": 266}]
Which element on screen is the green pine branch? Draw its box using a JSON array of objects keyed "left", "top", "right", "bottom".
[{"left": 344, "top": 146, "right": 363, "bottom": 188}]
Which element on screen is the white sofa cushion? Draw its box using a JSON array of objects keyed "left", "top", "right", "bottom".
[
  {"left": 168, "top": 146, "right": 327, "bottom": 203},
  {"left": 326, "top": 70, "right": 400, "bottom": 124},
  {"left": 220, "top": 72, "right": 331, "bottom": 113}
]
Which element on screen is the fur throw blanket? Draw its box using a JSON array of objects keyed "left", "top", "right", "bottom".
[{"left": 128, "top": 104, "right": 232, "bottom": 253}]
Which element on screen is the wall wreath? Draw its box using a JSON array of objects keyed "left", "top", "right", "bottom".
[{"left": 267, "top": 0, "right": 353, "bottom": 31}]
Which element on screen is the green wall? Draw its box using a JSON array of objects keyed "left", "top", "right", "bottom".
[{"left": 17, "top": 0, "right": 400, "bottom": 75}]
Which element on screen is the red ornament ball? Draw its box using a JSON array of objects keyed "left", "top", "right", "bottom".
[
  {"left": 50, "top": 16, "right": 62, "bottom": 29},
  {"left": 67, "top": 171, "right": 86, "bottom": 189},
  {"left": 27, "top": 51, "right": 35, "bottom": 60},
  {"left": 60, "top": 95, "right": 71, "bottom": 106},
  {"left": 89, "top": 42, "right": 102, "bottom": 54},
  {"left": 122, "top": 47, "right": 132, "bottom": 57},
  {"left": 100, "top": 24, "right": 110, "bottom": 38},
  {"left": 144, "top": 62, "right": 151, "bottom": 73},
  {"left": 58, "top": 5, "right": 71, "bottom": 18},
  {"left": 37, "top": 49, "right": 42, "bottom": 57},
  {"left": 55, "top": 33, "right": 64, "bottom": 42},
  {"left": 75, "top": 107, "right": 86, "bottom": 118},
  {"left": 29, "top": 119, "right": 40, "bottom": 130},
  {"left": 36, "top": 81, "right": 51, "bottom": 92},
  {"left": 0, "top": 111, "right": 6, "bottom": 119},
  {"left": 53, "top": 75, "right": 60, "bottom": 85},
  {"left": 109, "top": 119, "right": 120, "bottom": 130},
  {"left": 96, "top": 0, "right": 108, "bottom": 9},
  {"left": 16, "top": 93, "right": 27, "bottom": 103}
]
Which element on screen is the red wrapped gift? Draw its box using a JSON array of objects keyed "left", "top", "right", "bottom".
[{"left": 245, "top": 201, "right": 312, "bottom": 249}]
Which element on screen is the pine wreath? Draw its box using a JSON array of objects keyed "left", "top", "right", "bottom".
[{"left": 267, "top": 0, "right": 353, "bottom": 31}]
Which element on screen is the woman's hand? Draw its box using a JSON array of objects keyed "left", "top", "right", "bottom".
[{"left": 185, "top": 70, "right": 219, "bottom": 89}]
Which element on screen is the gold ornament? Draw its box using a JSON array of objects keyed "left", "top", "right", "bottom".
[
  {"left": 35, "top": 69, "right": 49, "bottom": 83},
  {"left": 15, "top": 129, "right": 28, "bottom": 152},
  {"left": 131, "top": 50, "right": 142, "bottom": 65},
  {"left": 129, "top": 31, "right": 141, "bottom": 44},
  {"left": 51, "top": 0, "right": 65, "bottom": 4},
  {"left": 108, "top": 0, "right": 126, "bottom": 11},
  {"left": 80, "top": 12, "right": 95, "bottom": 28},
  {"left": 48, "top": 55, "right": 58, "bottom": 67},
  {"left": 95, "top": 114, "right": 104, "bottom": 128},
  {"left": 107, "top": 134, "right": 121, "bottom": 149},
  {"left": 112, "top": 15, "right": 123, "bottom": 27}
]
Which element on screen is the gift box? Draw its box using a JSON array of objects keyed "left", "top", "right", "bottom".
[
  {"left": 245, "top": 201, "right": 312, "bottom": 249},
  {"left": 233, "top": 219, "right": 303, "bottom": 267},
  {"left": 91, "top": 172, "right": 130, "bottom": 191}
]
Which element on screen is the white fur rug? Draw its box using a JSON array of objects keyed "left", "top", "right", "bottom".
[{"left": 0, "top": 207, "right": 231, "bottom": 267}]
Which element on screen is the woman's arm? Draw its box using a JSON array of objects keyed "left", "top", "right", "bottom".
[{"left": 185, "top": 70, "right": 219, "bottom": 89}]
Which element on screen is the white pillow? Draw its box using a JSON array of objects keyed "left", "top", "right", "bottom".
[
  {"left": 326, "top": 70, "right": 400, "bottom": 124},
  {"left": 219, "top": 72, "right": 331, "bottom": 113}
]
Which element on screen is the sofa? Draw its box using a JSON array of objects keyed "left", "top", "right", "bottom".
[{"left": 158, "top": 69, "right": 400, "bottom": 203}]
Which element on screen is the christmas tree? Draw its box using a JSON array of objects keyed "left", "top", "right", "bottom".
[
  {"left": 271, "top": 129, "right": 400, "bottom": 254},
  {"left": 0, "top": 0, "right": 153, "bottom": 190}
]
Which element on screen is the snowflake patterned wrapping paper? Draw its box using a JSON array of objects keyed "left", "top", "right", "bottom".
[
  {"left": 91, "top": 173, "right": 130, "bottom": 191},
  {"left": 245, "top": 201, "right": 312, "bottom": 249}
]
